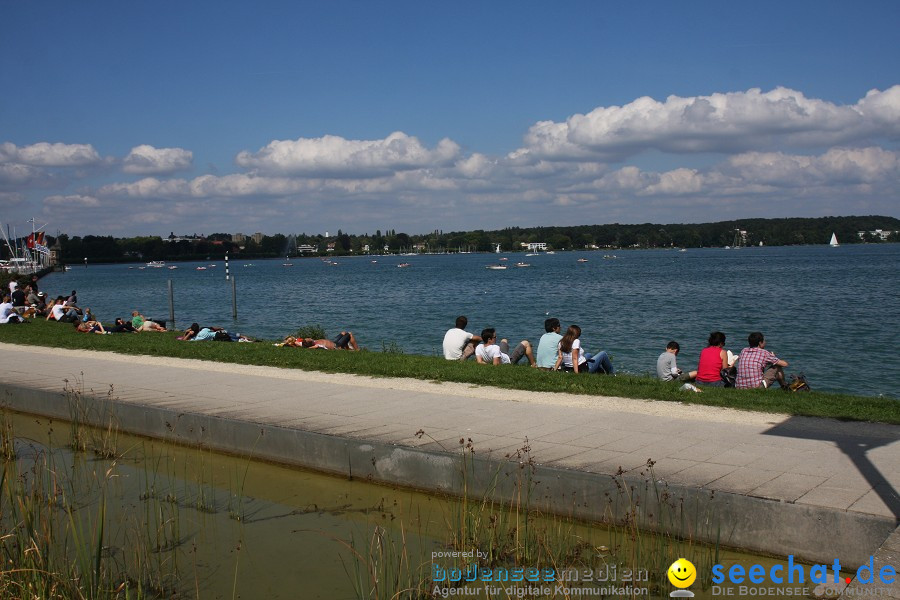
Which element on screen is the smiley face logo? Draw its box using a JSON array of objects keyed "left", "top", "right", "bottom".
[{"left": 667, "top": 558, "right": 696, "bottom": 588}]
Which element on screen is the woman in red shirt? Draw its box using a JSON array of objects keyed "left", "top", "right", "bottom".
[{"left": 696, "top": 331, "right": 729, "bottom": 387}]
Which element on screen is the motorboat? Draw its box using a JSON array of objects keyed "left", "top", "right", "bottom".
[{"left": 486, "top": 264, "right": 508, "bottom": 270}]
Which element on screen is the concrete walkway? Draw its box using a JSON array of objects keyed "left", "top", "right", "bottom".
[{"left": 1, "top": 342, "right": 898, "bottom": 568}]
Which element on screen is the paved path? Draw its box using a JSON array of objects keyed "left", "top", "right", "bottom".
[{"left": 3, "top": 342, "right": 898, "bottom": 523}]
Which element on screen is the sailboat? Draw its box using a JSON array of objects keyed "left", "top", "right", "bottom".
[{"left": 829, "top": 233, "right": 839, "bottom": 247}]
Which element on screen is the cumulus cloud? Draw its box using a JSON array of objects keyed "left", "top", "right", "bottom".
[
  {"left": 122, "top": 145, "right": 193, "bottom": 174},
  {"left": 0, "top": 142, "right": 101, "bottom": 167},
  {"left": 235, "top": 131, "right": 460, "bottom": 176},
  {"left": 514, "top": 86, "right": 900, "bottom": 162}
]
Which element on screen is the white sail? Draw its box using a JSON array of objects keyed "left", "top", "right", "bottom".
[{"left": 829, "top": 233, "right": 839, "bottom": 247}]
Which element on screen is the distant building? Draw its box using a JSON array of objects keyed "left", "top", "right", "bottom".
[
  {"left": 857, "top": 229, "right": 895, "bottom": 241},
  {"left": 251, "top": 232, "right": 264, "bottom": 244},
  {"left": 232, "top": 233, "right": 246, "bottom": 243},
  {"left": 326, "top": 242, "right": 335, "bottom": 252},
  {"left": 165, "top": 232, "right": 204, "bottom": 243},
  {"left": 521, "top": 242, "right": 547, "bottom": 251}
]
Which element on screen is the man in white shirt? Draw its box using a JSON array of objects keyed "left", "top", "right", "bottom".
[
  {"left": 0, "top": 295, "right": 23, "bottom": 324},
  {"left": 442, "top": 316, "right": 482, "bottom": 360},
  {"left": 474, "top": 328, "right": 536, "bottom": 366}
]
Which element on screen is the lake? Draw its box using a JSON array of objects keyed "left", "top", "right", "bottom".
[{"left": 40, "top": 244, "right": 899, "bottom": 398}]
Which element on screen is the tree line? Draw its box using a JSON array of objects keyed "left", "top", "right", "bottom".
[{"left": 28, "top": 215, "right": 900, "bottom": 263}]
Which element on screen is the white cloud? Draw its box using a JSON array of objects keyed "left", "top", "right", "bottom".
[
  {"left": 43, "top": 194, "right": 101, "bottom": 207},
  {"left": 514, "top": 86, "right": 900, "bottom": 162},
  {"left": 122, "top": 145, "right": 193, "bottom": 174},
  {"left": 235, "top": 131, "right": 460, "bottom": 176},
  {"left": 0, "top": 142, "right": 101, "bottom": 167}
]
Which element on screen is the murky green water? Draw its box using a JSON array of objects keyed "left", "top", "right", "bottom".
[{"left": 1, "top": 410, "right": 834, "bottom": 599}]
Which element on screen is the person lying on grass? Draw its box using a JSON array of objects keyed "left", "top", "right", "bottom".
[{"left": 282, "top": 331, "right": 359, "bottom": 350}]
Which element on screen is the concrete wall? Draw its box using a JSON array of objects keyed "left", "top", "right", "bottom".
[{"left": 1, "top": 381, "right": 894, "bottom": 568}]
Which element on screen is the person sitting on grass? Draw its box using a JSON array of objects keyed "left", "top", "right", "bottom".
[
  {"left": 75, "top": 320, "right": 107, "bottom": 334},
  {"left": 0, "top": 295, "right": 24, "bottom": 324},
  {"left": 132, "top": 310, "right": 166, "bottom": 332},
  {"left": 475, "top": 328, "right": 536, "bottom": 366},
  {"left": 536, "top": 318, "right": 562, "bottom": 370},
  {"left": 442, "top": 315, "right": 481, "bottom": 361},
  {"left": 735, "top": 332, "right": 789, "bottom": 390},
  {"left": 47, "top": 297, "right": 81, "bottom": 323},
  {"left": 657, "top": 341, "right": 697, "bottom": 382}
]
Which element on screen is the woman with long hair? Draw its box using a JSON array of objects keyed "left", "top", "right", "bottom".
[{"left": 554, "top": 325, "right": 588, "bottom": 373}]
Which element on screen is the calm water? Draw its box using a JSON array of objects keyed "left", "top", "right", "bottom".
[{"left": 42, "top": 244, "right": 899, "bottom": 397}]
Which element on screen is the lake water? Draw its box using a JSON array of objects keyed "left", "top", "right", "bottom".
[{"left": 41, "top": 244, "right": 899, "bottom": 398}]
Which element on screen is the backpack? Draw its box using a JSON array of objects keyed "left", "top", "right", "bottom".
[
  {"left": 720, "top": 366, "right": 737, "bottom": 388},
  {"left": 788, "top": 373, "right": 811, "bottom": 392},
  {"left": 213, "top": 330, "right": 232, "bottom": 342}
]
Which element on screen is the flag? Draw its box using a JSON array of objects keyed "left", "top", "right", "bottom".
[
  {"left": 37, "top": 232, "right": 45, "bottom": 245},
  {"left": 26, "top": 233, "right": 35, "bottom": 249}
]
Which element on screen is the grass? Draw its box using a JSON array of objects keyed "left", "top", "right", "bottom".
[{"left": 1, "top": 319, "right": 898, "bottom": 424}]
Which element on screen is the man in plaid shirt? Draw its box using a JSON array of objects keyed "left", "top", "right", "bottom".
[{"left": 735, "top": 332, "right": 789, "bottom": 389}]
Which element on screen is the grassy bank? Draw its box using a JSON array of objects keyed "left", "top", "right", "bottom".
[{"left": 1, "top": 319, "right": 897, "bottom": 424}]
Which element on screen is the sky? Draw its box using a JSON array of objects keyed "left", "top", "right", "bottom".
[{"left": 1, "top": 0, "right": 898, "bottom": 238}]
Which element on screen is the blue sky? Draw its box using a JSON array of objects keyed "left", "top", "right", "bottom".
[{"left": 1, "top": 0, "right": 898, "bottom": 237}]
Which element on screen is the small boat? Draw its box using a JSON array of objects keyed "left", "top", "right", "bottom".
[
  {"left": 545, "top": 251, "right": 555, "bottom": 255},
  {"left": 167, "top": 266, "right": 178, "bottom": 270},
  {"left": 137, "top": 267, "right": 145, "bottom": 270},
  {"left": 678, "top": 248, "right": 687, "bottom": 253},
  {"left": 829, "top": 233, "right": 839, "bottom": 247},
  {"left": 486, "top": 264, "right": 508, "bottom": 270},
  {"left": 128, "top": 266, "right": 134, "bottom": 270},
  {"left": 64, "top": 266, "right": 72, "bottom": 271},
  {"left": 282, "top": 263, "right": 294, "bottom": 267},
  {"left": 603, "top": 254, "right": 618, "bottom": 259},
  {"left": 208, "top": 264, "right": 217, "bottom": 267},
  {"left": 499, "top": 257, "right": 508, "bottom": 261},
  {"left": 243, "top": 264, "right": 254, "bottom": 267},
  {"left": 515, "top": 262, "right": 531, "bottom": 268},
  {"left": 397, "top": 263, "right": 411, "bottom": 268},
  {"left": 147, "top": 261, "right": 165, "bottom": 268},
  {"left": 525, "top": 253, "right": 538, "bottom": 257},
  {"left": 196, "top": 266, "right": 207, "bottom": 271},
  {"left": 577, "top": 258, "right": 589, "bottom": 263}
]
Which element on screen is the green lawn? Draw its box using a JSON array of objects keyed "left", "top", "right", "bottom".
[{"left": 2, "top": 319, "right": 898, "bottom": 424}]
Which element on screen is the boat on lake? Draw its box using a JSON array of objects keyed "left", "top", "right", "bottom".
[
  {"left": 515, "top": 262, "right": 530, "bottom": 268},
  {"left": 577, "top": 258, "right": 588, "bottom": 263},
  {"left": 829, "top": 233, "right": 839, "bottom": 247},
  {"left": 486, "top": 264, "right": 508, "bottom": 270},
  {"left": 196, "top": 266, "right": 207, "bottom": 271},
  {"left": 146, "top": 261, "right": 165, "bottom": 268}
]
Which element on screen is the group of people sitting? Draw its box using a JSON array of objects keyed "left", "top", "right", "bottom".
[
  {"left": 442, "top": 316, "right": 615, "bottom": 374},
  {"left": 2, "top": 277, "right": 176, "bottom": 335},
  {"left": 656, "top": 331, "right": 790, "bottom": 390}
]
